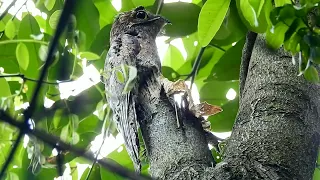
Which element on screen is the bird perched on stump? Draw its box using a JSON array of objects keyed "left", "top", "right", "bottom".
[{"left": 104, "top": 6, "right": 170, "bottom": 173}]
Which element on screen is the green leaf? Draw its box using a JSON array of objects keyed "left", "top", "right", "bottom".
[
  {"left": 74, "top": 0, "right": 100, "bottom": 49},
  {"left": 199, "top": 80, "right": 239, "bottom": 106},
  {"left": 5, "top": 20, "right": 16, "bottom": 39},
  {"left": 93, "top": 0, "right": 117, "bottom": 28},
  {"left": 116, "top": 69, "right": 125, "bottom": 83},
  {"left": 274, "top": 0, "right": 291, "bottom": 7},
  {"left": 38, "top": 44, "right": 48, "bottom": 61},
  {"left": 313, "top": 168, "right": 320, "bottom": 180},
  {"left": 15, "top": 43, "right": 29, "bottom": 71},
  {"left": 211, "top": 1, "right": 247, "bottom": 46},
  {"left": 304, "top": 66, "right": 319, "bottom": 83},
  {"left": 0, "top": 79, "right": 11, "bottom": 97},
  {"left": 81, "top": 164, "right": 101, "bottom": 180},
  {"left": 132, "top": 0, "right": 155, "bottom": 7},
  {"left": 160, "top": 2, "right": 201, "bottom": 37},
  {"left": 100, "top": 162, "right": 125, "bottom": 180},
  {"left": 44, "top": 0, "right": 56, "bottom": 11},
  {"left": 198, "top": 0, "right": 231, "bottom": 47},
  {"left": 18, "top": 14, "right": 42, "bottom": 101},
  {"left": 121, "top": 0, "right": 136, "bottom": 11},
  {"left": 49, "top": 10, "right": 61, "bottom": 29},
  {"left": 266, "top": 22, "right": 289, "bottom": 49},
  {"left": 209, "top": 98, "right": 239, "bottom": 132},
  {"left": 123, "top": 65, "right": 137, "bottom": 94},
  {"left": 0, "top": 21, "right": 5, "bottom": 31},
  {"left": 107, "top": 145, "right": 134, "bottom": 170},
  {"left": 60, "top": 125, "right": 69, "bottom": 142},
  {"left": 239, "top": 0, "right": 265, "bottom": 27},
  {"left": 162, "top": 45, "right": 185, "bottom": 71},
  {"left": 207, "top": 38, "right": 245, "bottom": 81},
  {"left": 90, "top": 25, "right": 112, "bottom": 55},
  {"left": 311, "top": 47, "right": 320, "bottom": 64},
  {"left": 162, "top": 66, "right": 180, "bottom": 81},
  {"left": 79, "top": 52, "right": 100, "bottom": 60}
]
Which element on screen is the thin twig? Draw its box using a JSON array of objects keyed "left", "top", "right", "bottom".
[
  {"left": 85, "top": 111, "right": 111, "bottom": 180},
  {"left": 0, "top": 0, "right": 17, "bottom": 21},
  {"left": 0, "top": 110, "right": 152, "bottom": 180},
  {"left": 23, "top": 0, "right": 75, "bottom": 122},
  {"left": 0, "top": 0, "right": 75, "bottom": 177},
  {"left": 11, "top": 0, "right": 27, "bottom": 20},
  {"left": 0, "top": 74, "right": 72, "bottom": 85},
  {"left": 209, "top": 44, "right": 226, "bottom": 52},
  {"left": 185, "top": 47, "right": 206, "bottom": 89},
  {"left": 156, "top": 0, "right": 164, "bottom": 15}
]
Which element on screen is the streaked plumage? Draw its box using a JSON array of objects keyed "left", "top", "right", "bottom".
[{"left": 104, "top": 6, "right": 169, "bottom": 172}]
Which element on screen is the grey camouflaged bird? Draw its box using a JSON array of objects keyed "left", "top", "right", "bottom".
[{"left": 104, "top": 6, "right": 170, "bottom": 173}]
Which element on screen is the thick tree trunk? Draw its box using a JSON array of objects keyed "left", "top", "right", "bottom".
[
  {"left": 140, "top": 34, "right": 320, "bottom": 179},
  {"left": 137, "top": 70, "right": 214, "bottom": 179},
  {"left": 210, "top": 34, "right": 320, "bottom": 179}
]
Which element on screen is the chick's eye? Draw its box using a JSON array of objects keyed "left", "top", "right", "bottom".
[{"left": 136, "top": 11, "right": 147, "bottom": 19}]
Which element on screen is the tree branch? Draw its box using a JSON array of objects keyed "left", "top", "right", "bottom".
[
  {"left": 0, "top": 0, "right": 17, "bottom": 21},
  {"left": 239, "top": 31, "right": 257, "bottom": 98},
  {"left": 0, "top": 110, "right": 152, "bottom": 180}
]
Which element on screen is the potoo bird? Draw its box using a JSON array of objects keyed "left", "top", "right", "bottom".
[{"left": 104, "top": 6, "right": 170, "bottom": 172}]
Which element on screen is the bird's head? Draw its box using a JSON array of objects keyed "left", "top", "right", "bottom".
[{"left": 110, "top": 6, "right": 170, "bottom": 41}]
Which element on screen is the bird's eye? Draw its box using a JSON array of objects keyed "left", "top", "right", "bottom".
[{"left": 136, "top": 11, "right": 147, "bottom": 19}]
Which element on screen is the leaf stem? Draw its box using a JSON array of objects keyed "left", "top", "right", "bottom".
[{"left": 0, "top": 39, "right": 49, "bottom": 46}]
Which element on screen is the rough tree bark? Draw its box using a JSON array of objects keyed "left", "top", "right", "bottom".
[{"left": 138, "top": 34, "right": 320, "bottom": 179}]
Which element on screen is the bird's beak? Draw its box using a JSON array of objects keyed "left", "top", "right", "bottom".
[{"left": 147, "top": 15, "right": 171, "bottom": 24}]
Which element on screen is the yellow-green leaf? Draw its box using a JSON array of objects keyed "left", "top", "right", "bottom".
[
  {"left": 239, "top": 0, "right": 260, "bottom": 27},
  {"left": 79, "top": 52, "right": 100, "bottom": 60},
  {"left": 0, "top": 78, "right": 11, "bottom": 97},
  {"left": 274, "top": 0, "right": 291, "bottom": 7},
  {"left": 4, "top": 20, "right": 16, "bottom": 39},
  {"left": 304, "top": 66, "right": 319, "bottom": 83},
  {"left": 16, "top": 43, "right": 29, "bottom": 71},
  {"left": 0, "top": 21, "right": 5, "bottom": 31},
  {"left": 45, "top": 0, "right": 56, "bottom": 11},
  {"left": 198, "top": 0, "right": 231, "bottom": 47},
  {"left": 49, "top": 10, "right": 61, "bottom": 29}
]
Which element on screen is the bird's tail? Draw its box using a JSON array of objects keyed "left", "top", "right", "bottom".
[{"left": 111, "top": 93, "right": 141, "bottom": 172}]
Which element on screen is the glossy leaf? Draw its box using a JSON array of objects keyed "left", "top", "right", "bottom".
[
  {"left": 18, "top": 14, "right": 42, "bottom": 101},
  {"left": 208, "top": 98, "right": 239, "bottom": 132},
  {"left": 239, "top": 0, "right": 261, "bottom": 27},
  {"left": 16, "top": 43, "right": 29, "bottom": 71},
  {"left": 5, "top": 20, "right": 16, "bottom": 39},
  {"left": 0, "top": 21, "right": 5, "bottom": 31},
  {"left": 45, "top": 0, "right": 56, "bottom": 11},
  {"left": 274, "top": 0, "right": 291, "bottom": 7},
  {"left": 79, "top": 52, "right": 100, "bottom": 60},
  {"left": 211, "top": 1, "right": 247, "bottom": 46},
  {"left": 81, "top": 164, "right": 101, "bottom": 180},
  {"left": 74, "top": 0, "right": 100, "bottom": 49},
  {"left": 160, "top": 3, "right": 201, "bottom": 37},
  {"left": 49, "top": 10, "right": 61, "bottom": 29},
  {"left": 304, "top": 66, "right": 319, "bottom": 83},
  {"left": 198, "top": 0, "right": 231, "bottom": 46},
  {"left": 266, "top": 22, "right": 289, "bottom": 49},
  {"left": 199, "top": 80, "right": 239, "bottom": 106},
  {"left": 207, "top": 38, "right": 245, "bottom": 81},
  {"left": 162, "top": 45, "right": 185, "bottom": 71},
  {"left": 0, "top": 79, "right": 11, "bottom": 97},
  {"left": 93, "top": 0, "right": 117, "bottom": 28}
]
